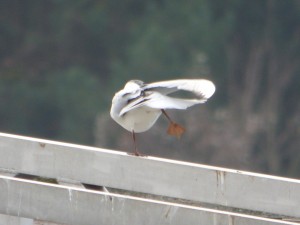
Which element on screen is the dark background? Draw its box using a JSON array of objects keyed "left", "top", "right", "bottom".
[{"left": 1, "top": 0, "right": 300, "bottom": 178}]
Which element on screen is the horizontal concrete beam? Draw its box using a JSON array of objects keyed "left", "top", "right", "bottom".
[
  {"left": 0, "top": 133, "right": 300, "bottom": 218},
  {"left": 0, "top": 175, "right": 296, "bottom": 225},
  {"left": 0, "top": 213, "right": 33, "bottom": 225}
]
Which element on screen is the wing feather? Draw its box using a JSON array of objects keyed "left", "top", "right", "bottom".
[
  {"left": 119, "top": 92, "right": 206, "bottom": 116},
  {"left": 119, "top": 96, "right": 150, "bottom": 116},
  {"left": 145, "top": 79, "right": 215, "bottom": 99},
  {"left": 119, "top": 79, "right": 215, "bottom": 116},
  {"left": 144, "top": 93, "right": 206, "bottom": 109}
]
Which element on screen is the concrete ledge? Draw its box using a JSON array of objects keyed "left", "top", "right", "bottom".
[
  {"left": 0, "top": 132, "right": 300, "bottom": 218},
  {"left": 0, "top": 175, "right": 297, "bottom": 225}
]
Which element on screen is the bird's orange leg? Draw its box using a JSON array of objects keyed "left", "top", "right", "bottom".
[{"left": 161, "top": 109, "right": 185, "bottom": 139}]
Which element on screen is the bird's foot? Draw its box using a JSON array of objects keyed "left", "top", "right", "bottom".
[
  {"left": 127, "top": 150, "right": 145, "bottom": 157},
  {"left": 167, "top": 122, "right": 185, "bottom": 139}
]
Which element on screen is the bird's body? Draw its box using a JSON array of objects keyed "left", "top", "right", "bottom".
[
  {"left": 111, "top": 104, "right": 161, "bottom": 133},
  {"left": 110, "top": 79, "right": 215, "bottom": 155},
  {"left": 110, "top": 80, "right": 162, "bottom": 132}
]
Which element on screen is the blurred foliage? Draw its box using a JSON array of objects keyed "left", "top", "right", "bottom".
[
  {"left": 0, "top": 0, "right": 300, "bottom": 176},
  {"left": 0, "top": 67, "right": 101, "bottom": 144}
]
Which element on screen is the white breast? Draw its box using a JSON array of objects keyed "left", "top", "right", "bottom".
[{"left": 114, "top": 107, "right": 161, "bottom": 133}]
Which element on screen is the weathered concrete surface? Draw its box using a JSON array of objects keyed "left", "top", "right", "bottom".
[
  {"left": 0, "top": 176, "right": 297, "bottom": 225},
  {"left": 0, "top": 132, "right": 300, "bottom": 219}
]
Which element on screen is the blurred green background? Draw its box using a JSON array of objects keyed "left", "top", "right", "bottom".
[{"left": 1, "top": 0, "right": 300, "bottom": 177}]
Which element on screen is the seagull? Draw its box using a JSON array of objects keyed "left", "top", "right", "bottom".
[{"left": 110, "top": 79, "right": 215, "bottom": 156}]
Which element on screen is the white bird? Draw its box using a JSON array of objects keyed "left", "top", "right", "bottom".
[{"left": 110, "top": 79, "right": 215, "bottom": 156}]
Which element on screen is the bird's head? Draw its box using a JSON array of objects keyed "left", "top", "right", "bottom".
[
  {"left": 121, "top": 80, "right": 144, "bottom": 98},
  {"left": 124, "top": 80, "right": 144, "bottom": 90},
  {"left": 113, "top": 80, "right": 144, "bottom": 104}
]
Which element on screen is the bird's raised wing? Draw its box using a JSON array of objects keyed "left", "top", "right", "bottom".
[
  {"left": 119, "top": 92, "right": 206, "bottom": 116},
  {"left": 145, "top": 79, "right": 215, "bottom": 100},
  {"left": 144, "top": 92, "right": 206, "bottom": 109}
]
